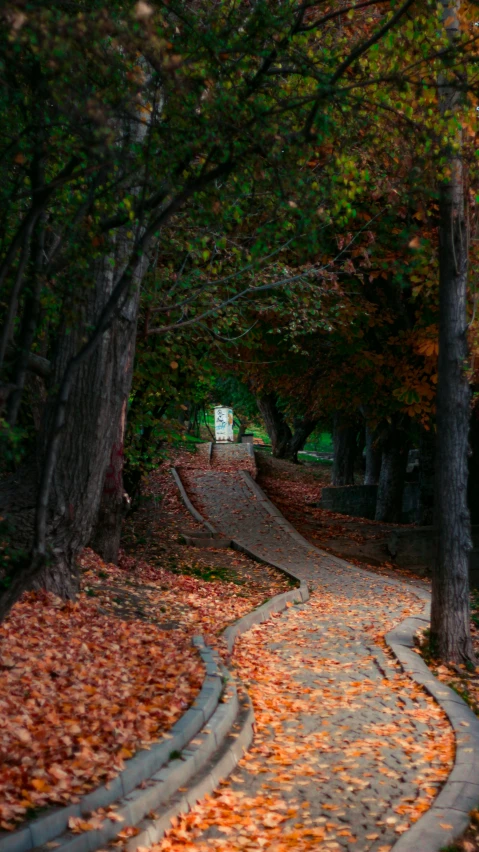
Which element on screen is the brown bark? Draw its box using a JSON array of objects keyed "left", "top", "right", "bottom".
[
  {"left": 430, "top": 0, "right": 474, "bottom": 663},
  {"left": 364, "top": 423, "right": 382, "bottom": 485},
  {"left": 332, "top": 415, "right": 356, "bottom": 485},
  {"left": 33, "top": 250, "right": 127, "bottom": 596},
  {"left": 418, "top": 426, "right": 436, "bottom": 526},
  {"left": 284, "top": 417, "right": 319, "bottom": 463},
  {"left": 256, "top": 393, "right": 292, "bottom": 457},
  {"left": 89, "top": 285, "right": 139, "bottom": 564},
  {"left": 375, "top": 416, "right": 409, "bottom": 523},
  {"left": 89, "top": 402, "right": 129, "bottom": 565}
]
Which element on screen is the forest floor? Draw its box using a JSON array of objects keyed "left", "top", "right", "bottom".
[
  {"left": 0, "top": 457, "right": 289, "bottom": 830},
  {"left": 255, "top": 451, "right": 429, "bottom": 584}
]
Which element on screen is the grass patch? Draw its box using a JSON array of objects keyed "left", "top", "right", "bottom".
[{"left": 169, "top": 559, "right": 242, "bottom": 585}]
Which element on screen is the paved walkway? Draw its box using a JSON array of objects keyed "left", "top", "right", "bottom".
[{"left": 157, "top": 469, "right": 454, "bottom": 852}]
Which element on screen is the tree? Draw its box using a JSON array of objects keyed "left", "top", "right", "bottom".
[{"left": 430, "top": 0, "right": 474, "bottom": 662}]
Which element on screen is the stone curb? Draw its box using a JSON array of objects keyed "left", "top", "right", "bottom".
[
  {"left": 223, "top": 577, "right": 309, "bottom": 654},
  {"left": 386, "top": 622, "right": 479, "bottom": 852},
  {"left": 171, "top": 466, "right": 310, "bottom": 652},
  {"left": 125, "top": 688, "right": 255, "bottom": 852},
  {"left": 171, "top": 468, "right": 217, "bottom": 534},
  {"left": 240, "top": 469, "right": 479, "bottom": 851},
  {"left": 0, "top": 640, "right": 223, "bottom": 852},
  {"left": 34, "top": 673, "right": 246, "bottom": 852},
  {"left": 174, "top": 462, "right": 479, "bottom": 851}
]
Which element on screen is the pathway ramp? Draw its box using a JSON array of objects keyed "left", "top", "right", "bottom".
[{"left": 167, "top": 452, "right": 479, "bottom": 852}]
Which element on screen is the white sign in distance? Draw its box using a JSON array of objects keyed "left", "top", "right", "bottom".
[{"left": 214, "top": 407, "right": 234, "bottom": 442}]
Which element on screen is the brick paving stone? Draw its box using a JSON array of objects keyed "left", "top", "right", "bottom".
[{"left": 160, "top": 469, "right": 455, "bottom": 852}]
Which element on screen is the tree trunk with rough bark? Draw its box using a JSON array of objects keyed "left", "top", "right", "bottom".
[
  {"left": 430, "top": 0, "right": 473, "bottom": 663},
  {"left": 256, "top": 393, "right": 292, "bottom": 458},
  {"left": 375, "top": 418, "right": 409, "bottom": 522},
  {"left": 89, "top": 286, "right": 139, "bottom": 563},
  {"left": 33, "top": 251, "right": 127, "bottom": 596},
  {"left": 332, "top": 415, "right": 356, "bottom": 485},
  {"left": 364, "top": 423, "right": 382, "bottom": 485},
  {"left": 468, "top": 405, "right": 479, "bottom": 525},
  {"left": 0, "top": 241, "right": 146, "bottom": 621},
  {"left": 284, "top": 418, "right": 319, "bottom": 463},
  {"left": 418, "top": 427, "right": 436, "bottom": 526}
]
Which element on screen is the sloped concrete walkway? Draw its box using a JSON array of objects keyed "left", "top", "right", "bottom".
[{"left": 157, "top": 468, "right": 457, "bottom": 852}]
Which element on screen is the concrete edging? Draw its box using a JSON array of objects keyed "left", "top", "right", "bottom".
[
  {"left": 386, "top": 621, "right": 479, "bottom": 851},
  {"left": 126, "top": 687, "right": 255, "bottom": 852},
  {"left": 174, "top": 462, "right": 479, "bottom": 851},
  {"left": 241, "top": 469, "right": 479, "bottom": 851},
  {"left": 172, "top": 466, "right": 310, "bottom": 652},
  {"left": 171, "top": 467, "right": 217, "bottom": 534},
  {"left": 43, "top": 671, "right": 248, "bottom": 852},
  {"left": 0, "top": 639, "right": 224, "bottom": 852}
]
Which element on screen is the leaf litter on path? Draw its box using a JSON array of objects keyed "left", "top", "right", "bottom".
[{"left": 149, "top": 586, "right": 453, "bottom": 852}]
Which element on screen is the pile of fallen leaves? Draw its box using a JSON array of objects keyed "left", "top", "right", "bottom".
[
  {"left": 0, "top": 452, "right": 290, "bottom": 831},
  {"left": 0, "top": 584, "right": 202, "bottom": 829}
]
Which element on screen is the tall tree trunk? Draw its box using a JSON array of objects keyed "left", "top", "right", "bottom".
[
  {"left": 430, "top": 0, "right": 473, "bottom": 662},
  {"left": 236, "top": 419, "right": 247, "bottom": 443},
  {"left": 375, "top": 417, "right": 409, "bottom": 522},
  {"left": 418, "top": 426, "right": 436, "bottom": 526},
  {"left": 0, "top": 241, "right": 147, "bottom": 622},
  {"left": 284, "top": 417, "right": 318, "bottom": 463},
  {"left": 468, "top": 403, "right": 479, "bottom": 525},
  {"left": 32, "top": 251, "right": 129, "bottom": 595},
  {"left": 89, "top": 290, "right": 139, "bottom": 563},
  {"left": 364, "top": 423, "right": 382, "bottom": 485},
  {"left": 256, "top": 392, "right": 292, "bottom": 458},
  {"left": 332, "top": 414, "right": 356, "bottom": 485}
]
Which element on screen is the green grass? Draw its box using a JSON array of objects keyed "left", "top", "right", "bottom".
[
  {"left": 304, "top": 431, "right": 333, "bottom": 453},
  {"left": 299, "top": 452, "right": 333, "bottom": 465},
  {"left": 195, "top": 413, "right": 332, "bottom": 454},
  {"left": 169, "top": 557, "right": 242, "bottom": 584}
]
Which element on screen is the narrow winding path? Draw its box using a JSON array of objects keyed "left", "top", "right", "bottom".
[{"left": 157, "top": 467, "right": 454, "bottom": 852}]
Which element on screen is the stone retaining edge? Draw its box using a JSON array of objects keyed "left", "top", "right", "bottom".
[
  {"left": 226, "top": 541, "right": 309, "bottom": 654},
  {"left": 171, "top": 467, "right": 217, "bottom": 534},
  {"left": 242, "top": 467, "right": 479, "bottom": 851},
  {"left": 0, "top": 640, "right": 223, "bottom": 852},
  {"left": 172, "top": 466, "right": 310, "bottom": 653},
  {"left": 125, "top": 688, "right": 255, "bottom": 852},
  {"left": 387, "top": 622, "right": 479, "bottom": 852},
  {"left": 36, "top": 673, "right": 243, "bottom": 852}
]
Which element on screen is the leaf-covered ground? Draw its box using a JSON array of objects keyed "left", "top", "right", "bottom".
[
  {"left": 152, "top": 589, "right": 453, "bottom": 852},
  {"left": 0, "top": 460, "right": 290, "bottom": 830},
  {"left": 254, "top": 452, "right": 479, "bottom": 851},
  {"left": 255, "top": 452, "right": 430, "bottom": 585}
]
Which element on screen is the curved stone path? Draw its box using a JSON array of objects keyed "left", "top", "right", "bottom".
[{"left": 157, "top": 469, "right": 454, "bottom": 852}]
